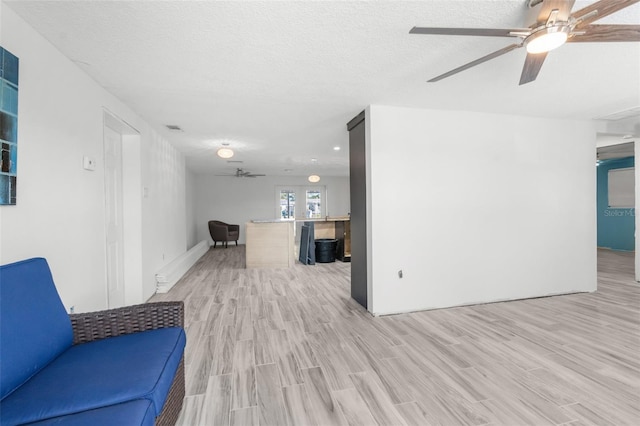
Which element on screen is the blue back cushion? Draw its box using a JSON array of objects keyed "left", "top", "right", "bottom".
[{"left": 0, "top": 258, "right": 73, "bottom": 399}]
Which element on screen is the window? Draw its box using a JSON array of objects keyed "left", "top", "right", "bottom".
[
  {"left": 280, "top": 189, "right": 295, "bottom": 219},
  {"left": 306, "top": 190, "right": 322, "bottom": 218},
  {"left": 608, "top": 167, "right": 635, "bottom": 208},
  {"left": 276, "top": 185, "right": 326, "bottom": 219}
]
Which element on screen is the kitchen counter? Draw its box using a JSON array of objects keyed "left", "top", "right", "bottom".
[{"left": 245, "top": 216, "right": 351, "bottom": 268}]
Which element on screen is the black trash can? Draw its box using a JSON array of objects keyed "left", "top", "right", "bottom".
[{"left": 315, "top": 239, "right": 337, "bottom": 263}]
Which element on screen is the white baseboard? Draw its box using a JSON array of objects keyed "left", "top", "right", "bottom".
[{"left": 155, "top": 240, "right": 208, "bottom": 293}]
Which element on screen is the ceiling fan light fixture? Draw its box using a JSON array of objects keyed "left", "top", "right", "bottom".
[
  {"left": 308, "top": 174, "right": 321, "bottom": 183},
  {"left": 217, "top": 147, "right": 234, "bottom": 159},
  {"left": 525, "top": 25, "right": 570, "bottom": 54}
]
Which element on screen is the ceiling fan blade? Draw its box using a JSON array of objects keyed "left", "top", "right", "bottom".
[
  {"left": 535, "top": 0, "right": 576, "bottom": 24},
  {"left": 410, "top": 27, "right": 528, "bottom": 37},
  {"left": 519, "top": 52, "right": 548, "bottom": 85},
  {"left": 428, "top": 43, "right": 522, "bottom": 82},
  {"left": 567, "top": 24, "right": 640, "bottom": 42},
  {"left": 247, "top": 174, "right": 266, "bottom": 177},
  {"left": 572, "top": 0, "right": 640, "bottom": 28}
]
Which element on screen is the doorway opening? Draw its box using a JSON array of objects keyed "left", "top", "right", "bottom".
[{"left": 596, "top": 140, "right": 636, "bottom": 282}]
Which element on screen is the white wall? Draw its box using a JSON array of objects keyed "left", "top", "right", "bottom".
[
  {"left": 367, "top": 105, "right": 597, "bottom": 315},
  {"left": 195, "top": 175, "right": 350, "bottom": 245},
  {"left": 0, "top": 5, "right": 191, "bottom": 312},
  {"left": 140, "top": 131, "right": 188, "bottom": 302}
]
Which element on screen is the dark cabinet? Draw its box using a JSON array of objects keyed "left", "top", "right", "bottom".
[{"left": 335, "top": 220, "right": 351, "bottom": 262}]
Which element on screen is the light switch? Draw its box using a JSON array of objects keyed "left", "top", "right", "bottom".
[{"left": 83, "top": 156, "right": 96, "bottom": 171}]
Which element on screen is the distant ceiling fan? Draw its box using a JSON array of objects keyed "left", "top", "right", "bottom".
[
  {"left": 410, "top": 0, "right": 640, "bottom": 85},
  {"left": 216, "top": 168, "right": 266, "bottom": 178}
]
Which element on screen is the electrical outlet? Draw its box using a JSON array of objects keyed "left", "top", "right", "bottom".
[{"left": 82, "top": 156, "right": 96, "bottom": 171}]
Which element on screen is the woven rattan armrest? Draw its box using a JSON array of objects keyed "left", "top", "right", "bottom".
[{"left": 69, "top": 301, "right": 184, "bottom": 345}]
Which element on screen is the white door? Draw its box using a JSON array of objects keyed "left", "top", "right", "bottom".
[{"left": 104, "top": 125, "right": 125, "bottom": 308}]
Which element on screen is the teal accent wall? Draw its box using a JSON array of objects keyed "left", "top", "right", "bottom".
[{"left": 597, "top": 156, "right": 635, "bottom": 251}]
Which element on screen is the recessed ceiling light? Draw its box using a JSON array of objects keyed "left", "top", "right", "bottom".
[
  {"left": 333, "top": 146, "right": 341, "bottom": 151},
  {"left": 308, "top": 174, "right": 320, "bottom": 183}
]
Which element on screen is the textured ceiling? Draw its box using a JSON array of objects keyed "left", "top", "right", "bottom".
[{"left": 5, "top": 0, "right": 640, "bottom": 176}]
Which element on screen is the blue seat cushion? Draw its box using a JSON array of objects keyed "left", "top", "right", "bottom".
[
  {"left": 0, "top": 327, "right": 185, "bottom": 425},
  {"left": 0, "top": 258, "right": 73, "bottom": 399},
  {"left": 25, "top": 399, "right": 155, "bottom": 426}
]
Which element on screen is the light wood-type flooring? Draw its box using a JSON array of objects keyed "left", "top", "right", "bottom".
[{"left": 150, "top": 247, "right": 640, "bottom": 425}]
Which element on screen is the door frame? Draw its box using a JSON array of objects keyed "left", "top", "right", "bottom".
[
  {"left": 595, "top": 134, "right": 638, "bottom": 281},
  {"left": 103, "top": 110, "right": 142, "bottom": 307}
]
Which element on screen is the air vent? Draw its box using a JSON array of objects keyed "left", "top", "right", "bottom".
[{"left": 165, "top": 125, "right": 183, "bottom": 131}]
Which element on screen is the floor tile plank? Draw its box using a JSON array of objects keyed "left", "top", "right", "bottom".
[
  {"left": 232, "top": 339, "right": 257, "bottom": 409},
  {"left": 282, "top": 383, "right": 317, "bottom": 426},
  {"left": 348, "top": 371, "right": 407, "bottom": 426},
  {"left": 332, "top": 388, "right": 377, "bottom": 426},
  {"left": 301, "top": 367, "right": 348, "bottom": 426},
  {"left": 255, "top": 363, "right": 288, "bottom": 426},
  {"left": 202, "top": 374, "right": 232, "bottom": 426}
]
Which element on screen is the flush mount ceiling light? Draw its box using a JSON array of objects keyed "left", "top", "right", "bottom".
[
  {"left": 525, "top": 25, "right": 570, "bottom": 54},
  {"left": 217, "top": 148, "right": 234, "bottom": 159},
  {"left": 217, "top": 143, "right": 234, "bottom": 159},
  {"left": 308, "top": 174, "right": 321, "bottom": 183}
]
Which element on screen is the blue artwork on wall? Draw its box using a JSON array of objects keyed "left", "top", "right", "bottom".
[{"left": 0, "top": 46, "right": 19, "bottom": 205}]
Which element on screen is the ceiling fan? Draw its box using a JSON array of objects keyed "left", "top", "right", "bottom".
[
  {"left": 216, "top": 168, "right": 266, "bottom": 178},
  {"left": 410, "top": 0, "right": 640, "bottom": 85}
]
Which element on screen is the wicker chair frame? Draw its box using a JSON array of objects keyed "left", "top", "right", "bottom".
[{"left": 69, "top": 301, "right": 185, "bottom": 425}]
